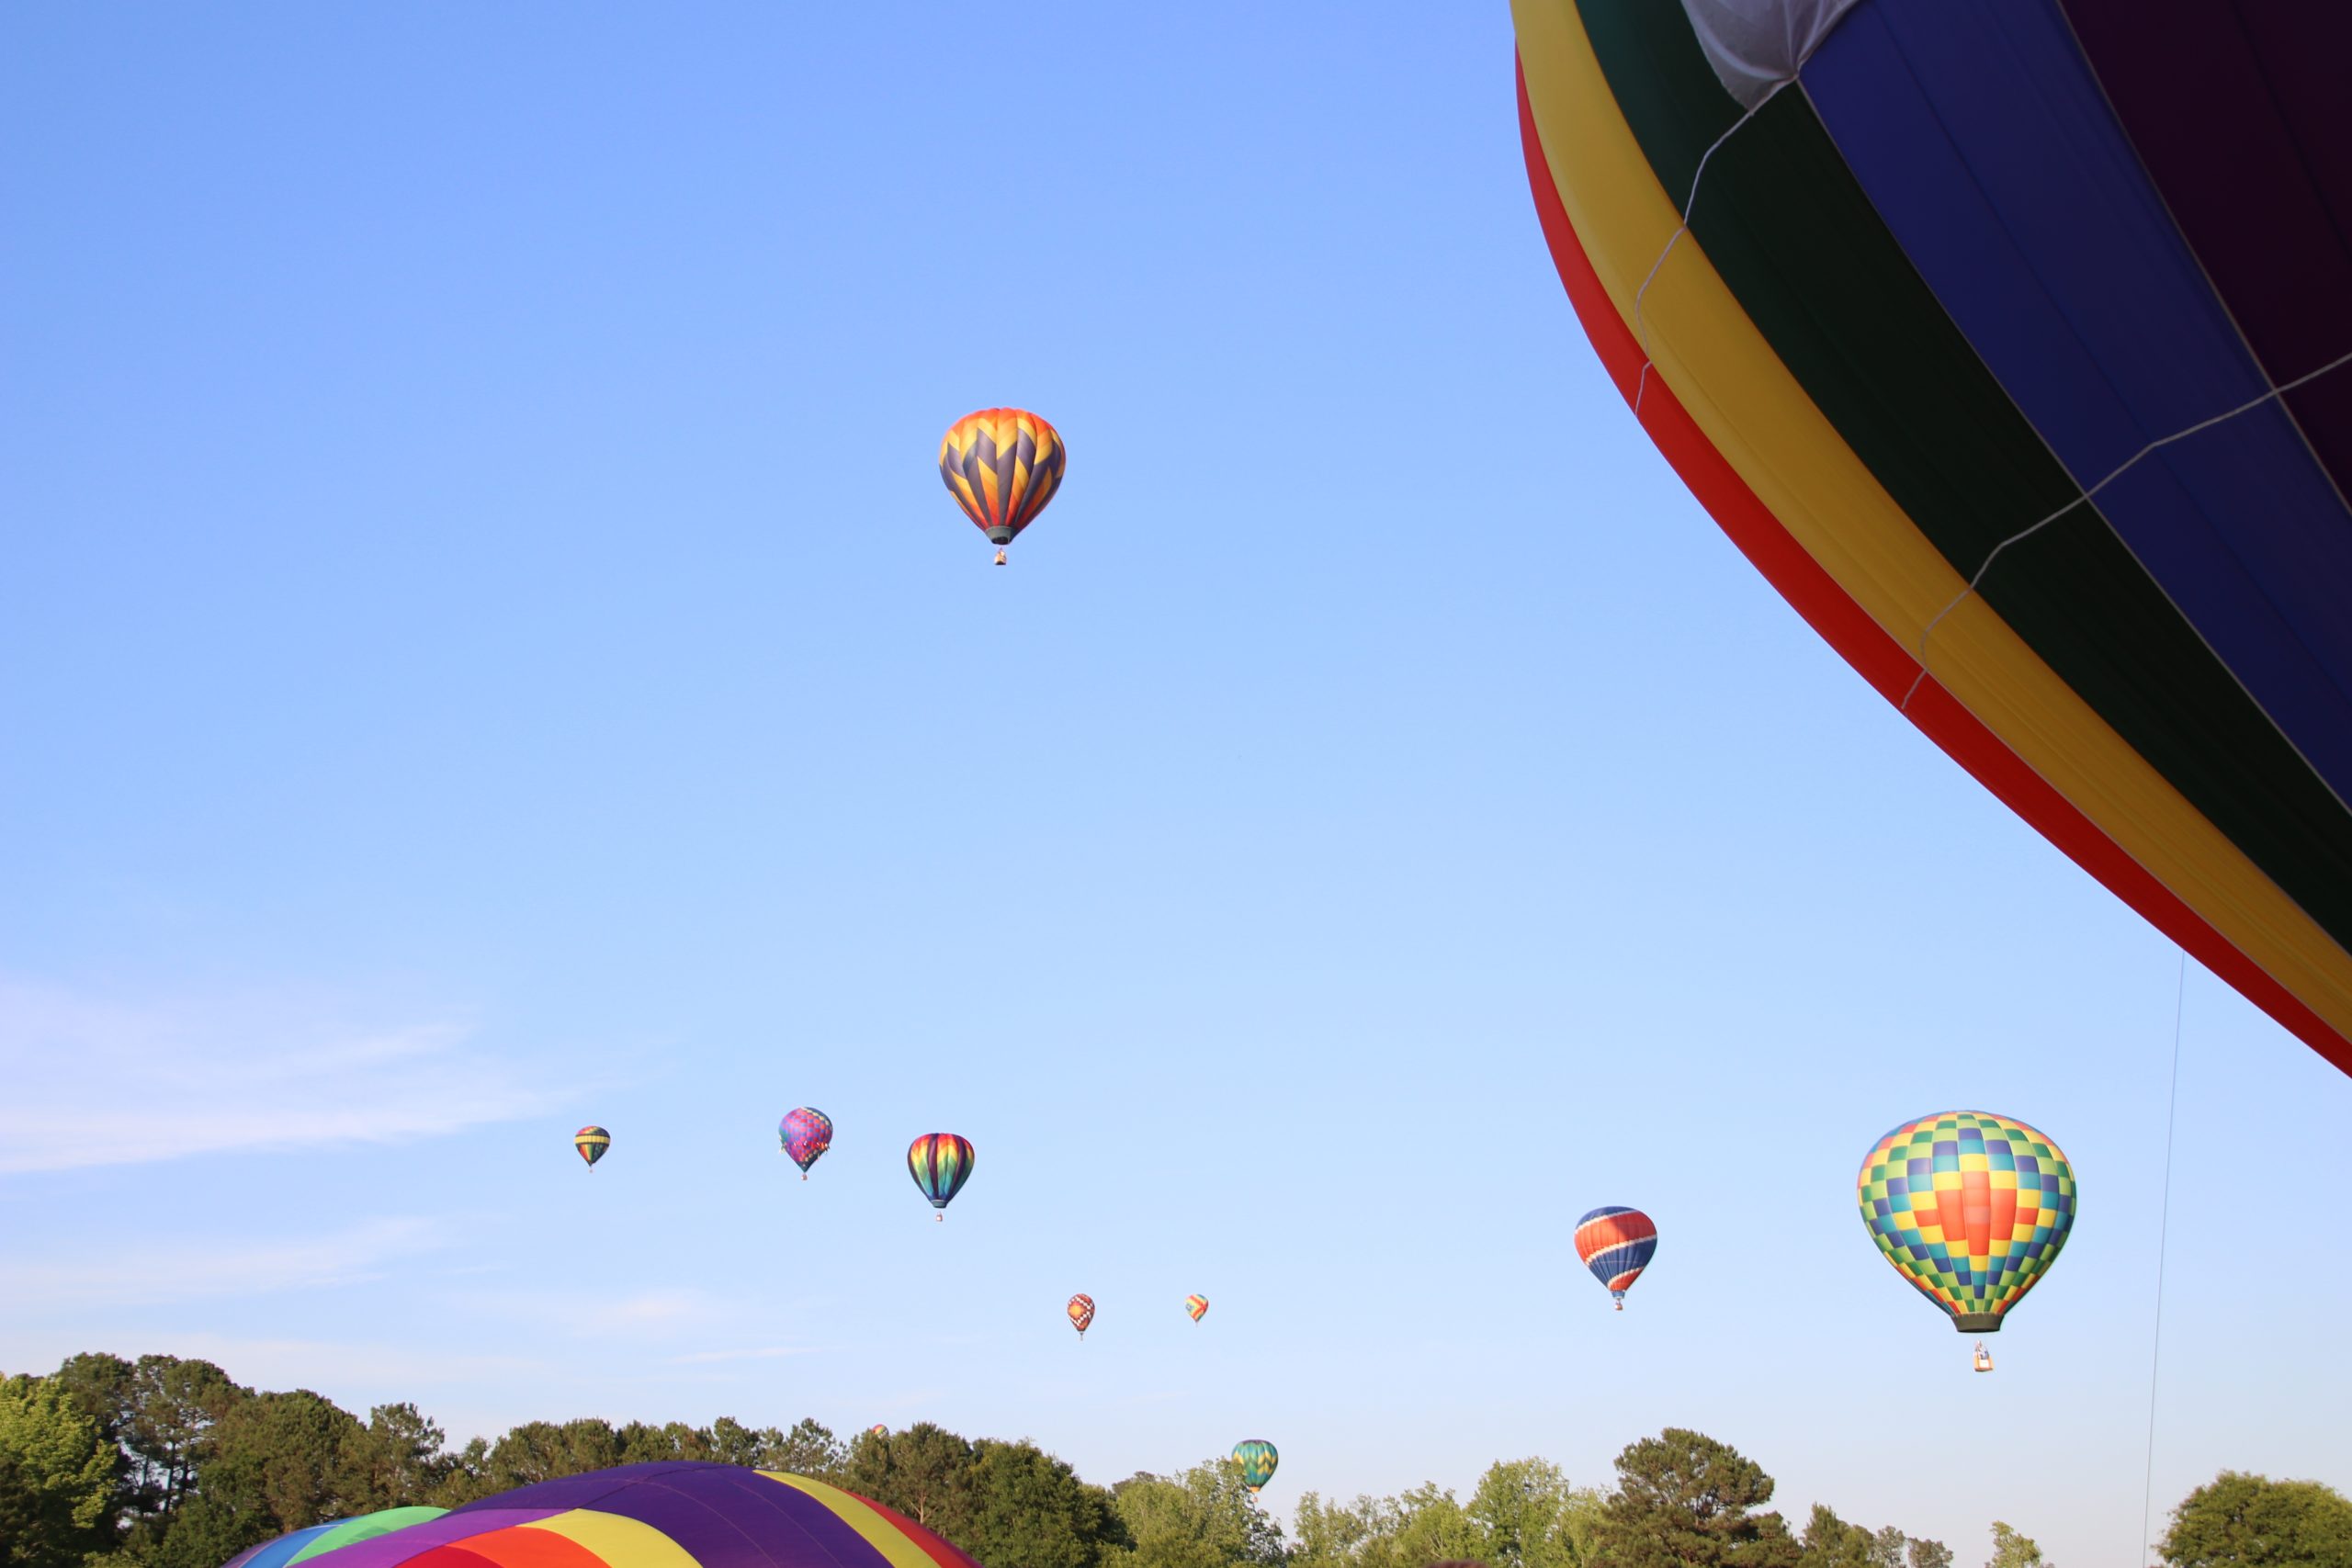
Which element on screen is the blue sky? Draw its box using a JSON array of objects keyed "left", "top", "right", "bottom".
[{"left": 3, "top": 6, "right": 2346, "bottom": 1567}]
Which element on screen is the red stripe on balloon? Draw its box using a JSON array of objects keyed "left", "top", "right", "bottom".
[{"left": 1513, "top": 57, "right": 2351, "bottom": 1079}]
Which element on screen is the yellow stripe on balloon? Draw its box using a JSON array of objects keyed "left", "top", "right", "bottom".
[
  {"left": 520, "top": 1510, "right": 701, "bottom": 1568},
  {"left": 760, "top": 1473, "right": 944, "bottom": 1568},
  {"left": 1511, "top": 0, "right": 2352, "bottom": 1045}
]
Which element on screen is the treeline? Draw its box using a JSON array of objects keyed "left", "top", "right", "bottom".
[{"left": 5, "top": 1354, "right": 2347, "bottom": 1568}]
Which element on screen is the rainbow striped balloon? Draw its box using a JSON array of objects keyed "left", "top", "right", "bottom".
[
  {"left": 1183, "top": 1293, "right": 1208, "bottom": 1322},
  {"left": 907, "top": 1133, "right": 974, "bottom": 1218},
  {"left": 228, "top": 1463, "right": 982, "bottom": 1568},
  {"left": 1573, "top": 1206, "right": 1657, "bottom": 1309},
  {"left": 223, "top": 1507, "right": 447, "bottom": 1568},
  {"left": 573, "top": 1127, "right": 610, "bottom": 1171}
]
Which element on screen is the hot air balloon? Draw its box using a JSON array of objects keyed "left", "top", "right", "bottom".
[
  {"left": 1068, "top": 1293, "right": 1095, "bottom": 1339},
  {"left": 870, "top": 1425, "right": 888, "bottom": 1437},
  {"left": 781, "top": 1107, "right": 833, "bottom": 1179},
  {"left": 220, "top": 1506, "right": 448, "bottom": 1568},
  {"left": 1857, "top": 1111, "right": 2076, "bottom": 1348},
  {"left": 1572, "top": 1206, "right": 1657, "bottom": 1310},
  {"left": 1231, "top": 1440, "right": 1278, "bottom": 1496},
  {"left": 263, "top": 1463, "right": 986, "bottom": 1568},
  {"left": 908, "top": 1133, "right": 974, "bottom": 1218},
  {"left": 1512, "top": 1, "right": 2352, "bottom": 1081},
  {"left": 1184, "top": 1294, "right": 1209, "bottom": 1322},
  {"left": 574, "top": 1126, "right": 609, "bottom": 1170},
  {"left": 939, "top": 408, "right": 1067, "bottom": 566}
]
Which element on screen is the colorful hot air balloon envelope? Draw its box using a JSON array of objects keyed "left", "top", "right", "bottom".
[
  {"left": 868, "top": 1425, "right": 888, "bottom": 1438},
  {"left": 279, "top": 1462, "right": 987, "bottom": 1568},
  {"left": 574, "top": 1126, "right": 609, "bottom": 1170},
  {"left": 1857, "top": 1111, "right": 2077, "bottom": 1334},
  {"left": 1231, "top": 1440, "right": 1278, "bottom": 1496},
  {"left": 1572, "top": 1206, "right": 1657, "bottom": 1309},
  {"left": 907, "top": 1133, "right": 975, "bottom": 1218},
  {"left": 220, "top": 1506, "right": 448, "bottom": 1568},
  {"left": 939, "top": 408, "right": 1067, "bottom": 563},
  {"left": 1067, "top": 1293, "right": 1095, "bottom": 1339},
  {"left": 1184, "top": 1294, "right": 1209, "bottom": 1322},
  {"left": 1512, "top": 1, "right": 2352, "bottom": 1081},
  {"left": 781, "top": 1107, "right": 833, "bottom": 1179}
]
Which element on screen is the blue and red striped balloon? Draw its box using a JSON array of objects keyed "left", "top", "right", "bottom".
[{"left": 1574, "top": 1206, "right": 1657, "bottom": 1310}]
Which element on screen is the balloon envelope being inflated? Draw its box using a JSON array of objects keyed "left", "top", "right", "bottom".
[
  {"left": 1512, "top": 0, "right": 2352, "bottom": 1079},
  {"left": 222, "top": 1463, "right": 983, "bottom": 1568},
  {"left": 220, "top": 1507, "right": 448, "bottom": 1568},
  {"left": 1856, "top": 1111, "right": 2076, "bottom": 1333}
]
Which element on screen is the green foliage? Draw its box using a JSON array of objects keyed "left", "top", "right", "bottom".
[
  {"left": 843, "top": 1422, "right": 978, "bottom": 1537},
  {"left": 1799, "top": 1506, "right": 1946, "bottom": 1568},
  {"left": 1906, "top": 1536, "right": 1953, "bottom": 1568},
  {"left": 1293, "top": 1458, "right": 1603, "bottom": 1568},
  {"left": 964, "top": 1439, "right": 1126, "bottom": 1568},
  {"left": 2156, "top": 1471, "right": 2352, "bottom": 1568},
  {"left": 1983, "top": 1522, "right": 2048, "bottom": 1568},
  {"left": 1592, "top": 1428, "right": 1800, "bottom": 1568},
  {"left": 1106, "top": 1460, "right": 1285, "bottom": 1568},
  {"left": 0, "top": 1374, "right": 118, "bottom": 1568},
  {"left": 336, "top": 1404, "right": 454, "bottom": 1514},
  {"left": 1801, "top": 1503, "right": 1877, "bottom": 1568},
  {"left": 842, "top": 1426, "right": 1122, "bottom": 1568}
]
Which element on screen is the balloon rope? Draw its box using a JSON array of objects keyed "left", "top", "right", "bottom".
[
  {"left": 2139, "top": 951, "right": 2187, "bottom": 1563},
  {"left": 1630, "top": 82, "right": 1790, "bottom": 421},
  {"left": 1899, "top": 346, "right": 2352, "bottom": 714}
]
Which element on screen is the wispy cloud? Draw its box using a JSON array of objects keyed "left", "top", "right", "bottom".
[
  {"left": 0, "top": 976, "right": 571, "bottom": 1173},
  {"left": 666, "top": 1345, "right": 823, "bottom": 1365},
  {"left": 449, "top": 1284, "right": 730, "bottom": 1337},
  {"left": 0, "top": 1217, "right": 447, "bottom": 1310}
]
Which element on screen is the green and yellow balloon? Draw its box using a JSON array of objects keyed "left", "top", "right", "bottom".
[{"left": 1230, "top": 1440, "right": 1278, "bottom": 1496}]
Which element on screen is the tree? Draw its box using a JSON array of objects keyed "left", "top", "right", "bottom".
[
  {"left": 1106, "top": 1460, "right": 1285, "bottom": 1568},
  {"left": 1983, "top": 1523, "right": 2047, "bottom": 1568},
  {"left": 1591, "top": 1429, "right": 1800, "bottom": 1567},
  {"left": 842, "top": 1423, "right": 978, "bottom": 1538},
  {"left": 1869, "top": 1528, "right": 1909, "bottom": 1568},
  {"left": 1800, "top": 1504, "right": 1875, "bottom": 1568},
  {"left": 336, "top": 1404, "right": 453, "bottom": 1512},
  {"left": 964, "top": 1439, "right": 1125, "bottom": 1568},
  {"left": 475, "top": 1419, "right": 622, "bottom": 1494},
  {"left": 0, "top": 1374, "right": 118, "bottom": 1568},
  {"left": 52, "top": 1354, "right": 245, "bottom": 1533},
  {"left": 2157, "top": 1471, "right": 2352, "bottom": 1567},
  {"left": 202, "top": 1389, "right": 367, "bottom": 1533},
  {"left": 1466, "top": 1457, "right": 1605, "bottom": 1568},
  {"left": 1906, "top": 1539, "right": 1952, "bottom": 1568}
]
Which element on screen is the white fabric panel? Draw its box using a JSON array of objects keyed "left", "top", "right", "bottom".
[{"left": 1678, "top": 0, "right": 1867, "bottom": 108}]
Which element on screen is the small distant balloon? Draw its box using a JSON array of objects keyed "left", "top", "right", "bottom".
[
  {"left": 1184, "top": 1294, "right": 1209, "bottom": 1322},
  {"left": 868, "top": 1425, "right": 888, "bottom": 1438},
  {"left": 938, "top": 408, "right": 1067, "bottom": 565},
  {"left": 1573, "top": 1206, "right": 1657, "bottom": 1309},
  {"left": 1231, "top": 1440, "right": 1278, "bottom": 1495},
  {"left": 1068, "top": 1293, "right": 1095, "bottom": 1339},
  {"left": 1858, "top": 1111, "right": 2076, "bottom": 1337},
  {"left": 781, "top": 1108, "right": 833, "bottom": 1179},
  {"left": 908, "top": 1133, "right": 975, "bottom": 1219},
  {"left": 574, "top": 1127, "right": 610, "bottom": 1171}
]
